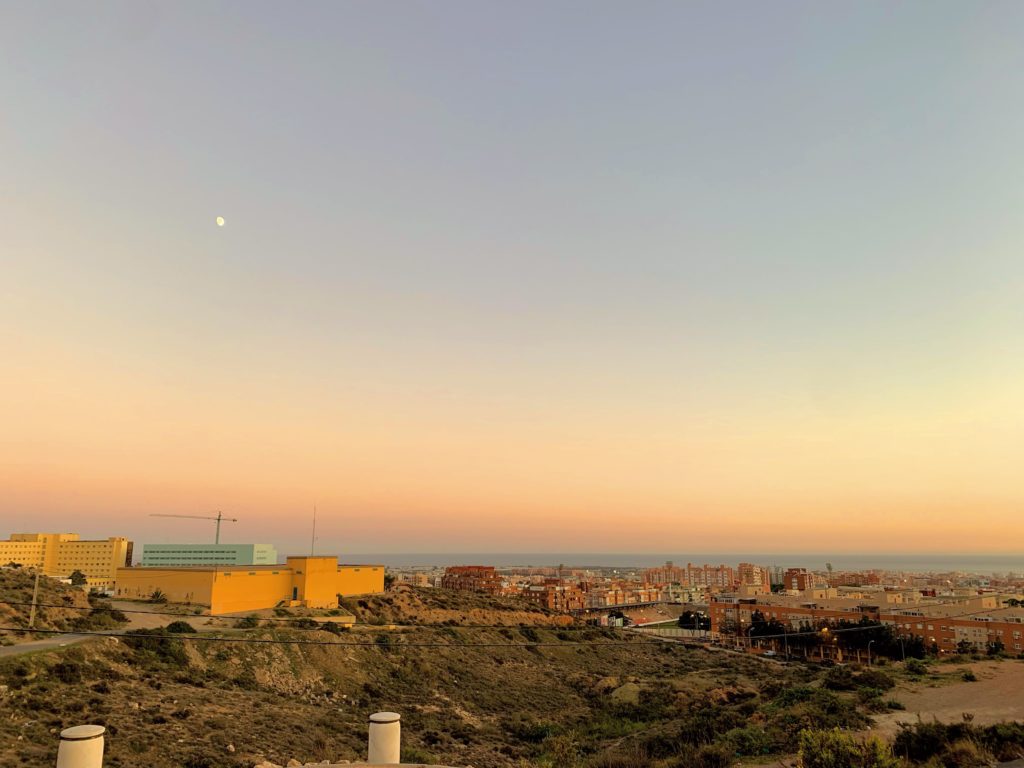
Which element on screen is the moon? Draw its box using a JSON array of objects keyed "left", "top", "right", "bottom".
[{"left": 216, "top": 216, "right": 225, "bottom": 227}]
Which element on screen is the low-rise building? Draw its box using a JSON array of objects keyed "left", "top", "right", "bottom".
[
  {"left": 440, "top": 565, "right": 504, "bottom": 594},
  {"left": 0, "top": 533, "right": 133, "bottom": 590},
  {"left": 115, "top": 555, "right": 384, "bottom": 614},
  {"left": 710, "top": 589, "right": 1024, "bottom": 655},
  {"left": 141, "top": 543, "right": 278, "bottom": 567}
]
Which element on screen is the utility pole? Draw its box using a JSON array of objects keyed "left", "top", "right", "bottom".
[{"left": 28, "top": 569, "right": 41, "bottom": 629}]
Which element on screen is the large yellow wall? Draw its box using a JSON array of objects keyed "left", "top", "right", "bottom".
[
  {"left": 288, "top": 556, "right": 342, "bottom": 609},
  {"left": 115, "top": 568, "right": 215, "bottom": 606},
  {"left": 209, "top": 569, "right": 294, "bottom": 614},
  {"left": 114, "top": 559, "right": 385, "bottom": 615},
  {"left": 338, "top": 565, "right": 384, "bottom": 597}
]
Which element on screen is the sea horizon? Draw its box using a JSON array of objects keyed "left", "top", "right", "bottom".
[{"left": 341, "top": 552, "right": 1024, "bottom": 575}]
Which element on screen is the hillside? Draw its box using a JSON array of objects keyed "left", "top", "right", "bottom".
[
  {"left": 0, "top": 568, "right": 120, "bottom": 643},
  {"left": 340, "top": 584, "right": 574, "bottom": 626},
  {"left": 0, "top": 586, "right": 867, "bottom": 768},
  {"left": 5, "top": 587, "right": 1019, "bottom": 768}
]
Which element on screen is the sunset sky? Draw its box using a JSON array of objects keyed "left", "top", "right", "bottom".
[{"left": 3, "top": 2, "right": 1024, "bottom": 555}]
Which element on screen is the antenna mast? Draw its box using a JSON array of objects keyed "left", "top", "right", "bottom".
[{"left": 311, "top": 504, "right": 317, "bottom": 555}]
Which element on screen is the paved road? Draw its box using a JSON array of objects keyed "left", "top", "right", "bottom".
[{"left": 0, "top": 633, "right": 92, "bottom": 658}]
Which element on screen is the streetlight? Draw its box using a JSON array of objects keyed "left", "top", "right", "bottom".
[{"left": 867, "top": 639, "right": 875, "bottom": 666}]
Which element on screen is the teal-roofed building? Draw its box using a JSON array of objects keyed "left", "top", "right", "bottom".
[{"left": 140, "top": 543, "right": 278, "bottom": 567}]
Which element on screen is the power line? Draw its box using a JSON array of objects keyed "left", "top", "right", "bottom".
[
  {"left": 0, "top": 625, "right": 668, "bottom": 648},
  {"left": 0, "top": 599, "right": 617, "bottom": 630}
]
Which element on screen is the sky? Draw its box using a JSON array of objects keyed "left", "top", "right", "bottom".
[{"left": 2, "top": 2, "right": 1024, "bottom": 556}]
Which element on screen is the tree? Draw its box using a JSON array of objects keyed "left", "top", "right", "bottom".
[
  {"left": 987, "top": 639, "right": 1005, "bottom": 656},
  {"left": 69, "top": 570, "right": 87, "bottom": 586},
  {"left": 384, "top": 572, "right": 396, "bottom": 590},
  {"left": 956, "top": 639, "right": 974, "bottom": 655},
  {"left": 678, "top": 610, "right": 711, "bottom": 631}
]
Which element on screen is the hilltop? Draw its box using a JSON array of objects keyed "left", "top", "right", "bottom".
[{"left": 340, "top": 583, "right": 574, "bottom": 626}]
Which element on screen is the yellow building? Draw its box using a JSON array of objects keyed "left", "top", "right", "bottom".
[
  {"left": 114, "top": 555, "right": 384, "bottom": 614},
  {"left": 0, "top": 533, "right": 133, "bottom": 590}
]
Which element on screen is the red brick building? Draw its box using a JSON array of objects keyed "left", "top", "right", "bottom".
[{"left": 440, "top": 565, "right": 504, "bottom": 595}]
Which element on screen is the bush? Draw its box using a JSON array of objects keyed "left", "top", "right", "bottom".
[
  {"left": 123, "top": 628, "right": 188, "bottom": 666},
  {"left": 293, "top": 617, "right": 319, "bottom": 630},
  {"left": 797, "top": 728, "right": 899, "bottom": 768},
  {"left": 671, "top": 743, "right": 734, "bottom": 768},
  {"left": 905, "top": 658, "right": 928, "bottom": 676},
  {"left": 165, "top": 620, "right": 196, "bottom": 634},
  {"left": 233, "top": 616, "right": 260, "bottom": 629},
  {"left": 822, "top": 667, "right": 857, "bottom": 691},
  {"left": 855, "top": 668, "right": 895, "bottom": 691},
  {"left": 51, "top": 661, "right": 82, "bottom": 684},
  {"left": 723, "top": 725, "right": 772, "bottom": 755},
  {"left": 961, "top": 670, "right": 977, "bottom": 682}
]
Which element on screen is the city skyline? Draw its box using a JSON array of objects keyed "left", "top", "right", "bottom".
[{"left": 4, "top": 2, "right": 1024, "bottom": 554}]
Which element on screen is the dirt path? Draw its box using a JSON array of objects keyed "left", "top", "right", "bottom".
[{"left": 871, "top": 660, "right": 1024, "bottom": 737}]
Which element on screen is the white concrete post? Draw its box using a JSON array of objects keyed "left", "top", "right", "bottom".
[
  {"left": 367, "top": 711, "right": 401, "bottom": 764},
  {"left": 56, "top": 725, "right": 105, "bottom": 768}
]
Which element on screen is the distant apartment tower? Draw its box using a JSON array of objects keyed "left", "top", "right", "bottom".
[
  {"left": 642, "top": 561, "right": 688, "bottom": 586},
  {"left": 440, "top": 565, "right": 504, "bottom": 594},
  {"left": 0, "top": 533, "right": 133, "bottom": 590},
  {"left": 784, "top": 568, "right": 814, "bottom": 591},
  {"left": 685, "top": 563, "right": 735, "bottom": 588},
  {"left": 140, "top": 543, "right": 278, "bottom": 567},
  {"left": 737, "top": 562, "right": 770, "bottom": 587},
  {"left": 522, "top": 583, "right": 587, "bottom": 612}
]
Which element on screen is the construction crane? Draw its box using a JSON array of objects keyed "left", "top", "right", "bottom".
[{"left": 150, "top": 511, "right": 238, "bottom": 544}]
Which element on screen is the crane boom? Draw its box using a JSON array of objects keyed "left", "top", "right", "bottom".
[{"left": 149, "top": 511, "right": 238, "bottom": 544}]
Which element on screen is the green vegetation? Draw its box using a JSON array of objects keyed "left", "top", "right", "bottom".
[
  {"left": 894, "top": 717, "right": 1024, "bottom": 765},
  {"left": 797, "top": 729, "right": 899, "bottom": 768},
  {"left": 2, "top": 583, "right": 1024, "bottom": 768}
]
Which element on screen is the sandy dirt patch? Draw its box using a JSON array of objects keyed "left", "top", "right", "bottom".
[{"left": 871, "top": 660, "right": 1024, "bottom": 738}]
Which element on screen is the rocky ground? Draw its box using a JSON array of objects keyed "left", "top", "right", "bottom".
[{"left": 3, "top": 582, "right": 1021, "bottom": 768}]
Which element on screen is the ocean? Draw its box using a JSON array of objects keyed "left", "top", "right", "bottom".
[{"left": 345, "top": 553, "right": 1024, "bottom": 574}]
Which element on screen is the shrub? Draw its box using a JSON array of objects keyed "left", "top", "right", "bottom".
[
  {"left": 671, "top": 743, "right": 734, "bottom": 768},
  {"left": 982, "top": 722, "right": 1024, "bottom": 761},
  {"left": 233, "top": 616, "right": 260, "bottom": 629},
  {"left": 822, "top": 667, "right": 857, "bottom": 691},
  {"left": 165, "top": 620, "right": 196, "bottom": 634},
  {"left": 905, "top": 658, "right": 928, "bottom": 676},
  {"left": 51, "top": 661, "right": 82, "bottom": 684},
  {"left": 961, "top": 670, "right": 977, "bottom": 682},
  {"left": 943, "top": 738, "right": 990, "bottom": 768},
  {"left": 855, "top": 668, "right": 895, "bottom": 691},
  {"left": 724, "top": 725, "right": 772, "bottom": 755},
  {"left": 797, "top": 728, "right": 899, "bottom": 768},
  {"left": 586, "top": 746, "right": 654, "bottom": 767},
  {"left": 123, "top": 628, "right": 188, "bottom": 666},
  {"left": 319, "top": 621, "right": 345, "bottom": 635}
]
